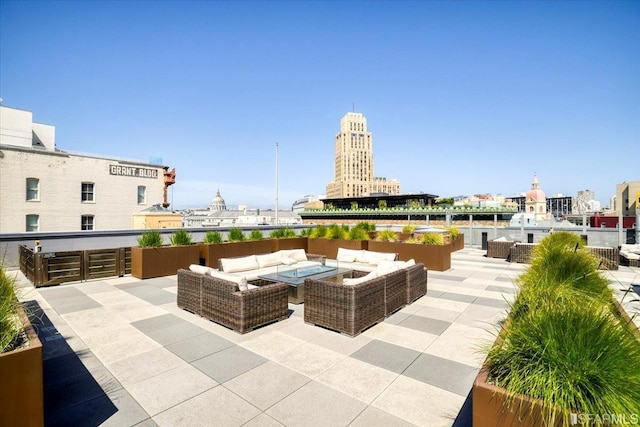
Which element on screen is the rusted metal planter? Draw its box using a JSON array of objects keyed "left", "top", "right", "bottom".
[
  {"left": 132, "top": 245, "right": 200, "bottom": 279},
  {"left": 0, "top": 306, "right": 43, "bottom": 427},
  {"left": 367, "top": 240, "right": 451, "bottom": 271},
  {"left": 307, "top": 239, "right": 368, "bottom": 260}
]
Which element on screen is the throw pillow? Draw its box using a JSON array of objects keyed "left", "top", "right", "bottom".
[
  {"left": 337, "top": 254, "right": 356, "bottom": 263},
  {"left": 256, "top": 252, "right": 283, "bottom": 268},
  {"left": 238, "top": 277, "right": 249, "bottom": 291},
  {"left": 189, "top": 264, "right": 212, "bottom": 275},
  {"left": 281, "top": 257, "right": 297, "bottom": 265},
  {"left": 220, "top": 255, "right": 259, "bottom": 273}
]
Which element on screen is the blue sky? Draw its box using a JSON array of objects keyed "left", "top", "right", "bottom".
[{"left": 1, "top": 1, "right": 638, "bottom": 210}]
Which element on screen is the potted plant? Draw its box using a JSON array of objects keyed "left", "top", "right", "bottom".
[
  {"left": 0, "top": 262, "right": 43, "bottom": 426},
  {"left": 399, "top": 225, "right": 416, "bottom": 241},
  {"left": 473, "top": 232, "right": 640, "bottom": 426},
  {"left": 132, "top": 229, "right": 199, "bottom": 279}
]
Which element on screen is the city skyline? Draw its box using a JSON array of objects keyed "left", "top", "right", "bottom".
[{"left": 1, "top": 1, "right": 637, "bottom": 210}]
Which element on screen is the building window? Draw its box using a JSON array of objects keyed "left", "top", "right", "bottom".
[
  {"left": 26, "top": 215, "right": 39, "bottom": 232},
  {"left": 137, "top": 186, "right": 146, "bottom": 204},
  {"left": 26, "top": 178, "right": 39, "bottom": 201},
  {"left": 81, "top": 215, "right": 94, "bottom": 230},
  {"left": 82, "top": 182, "right": 95, "bottom": 202}
]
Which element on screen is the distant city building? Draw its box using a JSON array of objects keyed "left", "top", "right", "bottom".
[
  {"left": 132, "top": 204, "right": 182, "bottom": 229},
  {"left": 508, "top": 176, "right": 572, "bottom": 220},
  {"left": 292, "top": 194, "right": 325, "bottom": 213},
  {"left": 616, "top": 181, "right": 640, "bottom": 216},
  {"left": 0, "top": 104, "right": 173, "bottom": 233},
  {"left": 574, "top": 189, "right": 596, "bottom": 214},
  {"left": 326, "top": 112, "right": 400, "bottom": 198},
  {"left": 182, "top": 189, "right": 302, "bottom": 227},
  {"left": 525, "top": 175, "right": 548, "bottom": 221},
  {"left": 210, "top": 189, "right": 227, "bottom": 211}
]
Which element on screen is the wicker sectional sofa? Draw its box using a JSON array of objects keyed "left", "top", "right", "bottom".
[
  {"left": 510, "top": 243, "right": 620, "bottom": 270},
  {"left": 217, "top": 249, "right": 325, "bottom": 281},
  {"left": 177, "top": 268, "right": 289, "bottom": 334},
  {"left": 304, "top": 261, "right": 428, "bottom": 336}
]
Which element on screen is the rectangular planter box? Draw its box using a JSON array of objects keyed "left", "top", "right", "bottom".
[
  {"left": 0, "top": 306, "right": 43, "bottom": 427},
  {"left": 272, "top": 237, "right": 308, "bottom": 252},
  {"left": 473, "top": 299, "right": 639, "bottom": 427},
  {"left": 307, "top": 239, "right": 368, "bottom": 260},
  {"left": 199, "top": 240, "right": 274, "bottom": 269},
  {"left": 132, "top": 245, "right": 200, "bottom": 279},
  {"left": 452, "top": 234, "right": 464, "bottom": 252},
  {"left": 368, "top": 240, "right": 452, "bottom": 271}
]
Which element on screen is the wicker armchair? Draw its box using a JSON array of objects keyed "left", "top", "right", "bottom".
[
  {"left": 177, "top": 269, "right": 289, "bottom": 334},
  {"left": 405, "top": 263, "right": 428, "bottom": 303},
  {"left": 352, "top": 269, "right": 407, "bottom": 315},
  {"left": 487, "top": 240, "right": 517, "bottom": 259},
  {"left": 304, "top": 274, "right": 386, "bottom": 337}
]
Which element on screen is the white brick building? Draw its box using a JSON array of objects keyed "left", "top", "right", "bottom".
[{"left": 0, "top": 104, "right": 171, "bottom": 233}]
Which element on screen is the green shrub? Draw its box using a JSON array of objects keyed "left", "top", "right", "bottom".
[
  {"left": 309, "top": 225, "right": 328, "bottom": 238},
  {"left": 137, "top": 230, "right": 163, "bottom": 248},
  {"left": 348, "top": 226, "right": 369, "bottom": 241},
  {"left": 228, "top": 228, "right": 245, "bottom": 242},
  {"left": 270, "top": 227, "right": 297, "bottom": 238},
  {"left": 249, "top": 230, "right": 264, "bottom": 240},
  {"left": 376, "top": 230, "right": 398, "bottom": 242},
  {"left": 445, "top": 226, "right": 460, "bottom": 239},
  {"left": 203, "top": 230, "right": 223, "bottom": 244},
  {"left": 0, "top": 263, "right": 25, "bottom": 353},
  {"left": 402, "top": 225, "right": 416, "bottom": 234},
  {"left": 300, "top": 228, "right": 313, "bottom": 237},
  {"left": 326, "top": 224, "right": 348, "bottom": 239},
  {"left": 170, "top": 229, "right": 193, "bottom": 246},
  {"left": 421, "top": 233, "right": 444, "bottom": 245},
  {"left": 356, "top": 222, "right": 376, "bottom": 232}
]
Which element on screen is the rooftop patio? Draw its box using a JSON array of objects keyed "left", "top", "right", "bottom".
[{"left": 14, "top": 248, "right": 639, "bottom": 427}]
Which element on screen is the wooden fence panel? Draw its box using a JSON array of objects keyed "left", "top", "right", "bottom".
[
  {"left": 19, "top": 246, "right": 133, "bottom": 287},
  {"left": 37, "top": 251, "right": 83, "bottom": 287},
  {"left": 19, "top": 245, "right": 36, "bottom": 284}
]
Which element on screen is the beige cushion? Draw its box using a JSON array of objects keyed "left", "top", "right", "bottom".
[
  {"left": 256, "top": 252, "right": 283, "bottom": 268},
  {"left": 337, "top": 254, "right": 356, "bottom": 263},
  {"left": 337, "top": 248, "right": 363, "bottom": 262},
  {"left": 494, "top": 236, "right": 508, "bottom": 242},
  {"left": 281, "top": 257, "right": 297, "bottom": 265},
  {"left": 281, "top": 249, "right": 307, "bottom": 262},
  {"left": 403, "top": 259, "right": 416, "bottom": 267},
  {"left": 220, "top": 255, "right": 259, "bottom": 273},
  {"left": 361, "top": 250, "right": 395, "bottom": 263},
  {"left": 189, "top": 264, "right": 215, "bottom": 275},
  {"left": 209, "top": 270, "right": 247, "bottom": 286},
  {"left": 344, "top": 271, "right": 378, "bottom": 286},
  {"left": 376, "top": 262, "right": 400, "bottom": 276}
]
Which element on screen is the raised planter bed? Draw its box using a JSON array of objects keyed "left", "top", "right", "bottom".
[
  {"left": 367, "top": 240, "right": 451, "bottom": 271},
  {"left": 0, "top": 306, "right": 43, "bottom": 427},
  {"left": 307, "top": 238, "right": 368, "bottom": 260},
  {"left": 132, "top": 245, "right": 200, "bottom": 279}
]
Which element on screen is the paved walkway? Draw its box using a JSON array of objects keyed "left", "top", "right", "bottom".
[{"left": 14, "top": 248, "right": 639, "bottom": 426}]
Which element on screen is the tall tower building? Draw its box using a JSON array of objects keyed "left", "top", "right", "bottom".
[{"left": 326, "top": 112, "right": 400, "bottom": 198}]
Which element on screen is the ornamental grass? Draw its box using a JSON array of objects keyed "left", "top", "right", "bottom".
[{"left": 485, "top": 232, "right": 640, "bottom": 426}]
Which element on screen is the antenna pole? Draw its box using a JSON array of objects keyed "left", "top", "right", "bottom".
[{"left": 275, "top": 141, "right": 279, "bottom": 226}]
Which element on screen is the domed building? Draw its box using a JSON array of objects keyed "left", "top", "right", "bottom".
[
  {"left": 210, "top": 189, "right": 226, "bottom": 211},
  {"left": 525, "top": 175, "right": 548, "bottom": 221}
]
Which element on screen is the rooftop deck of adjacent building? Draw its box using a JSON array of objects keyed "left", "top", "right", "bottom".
[{"left": 14, "top": 248, "right": 639, "bottom": 427}]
